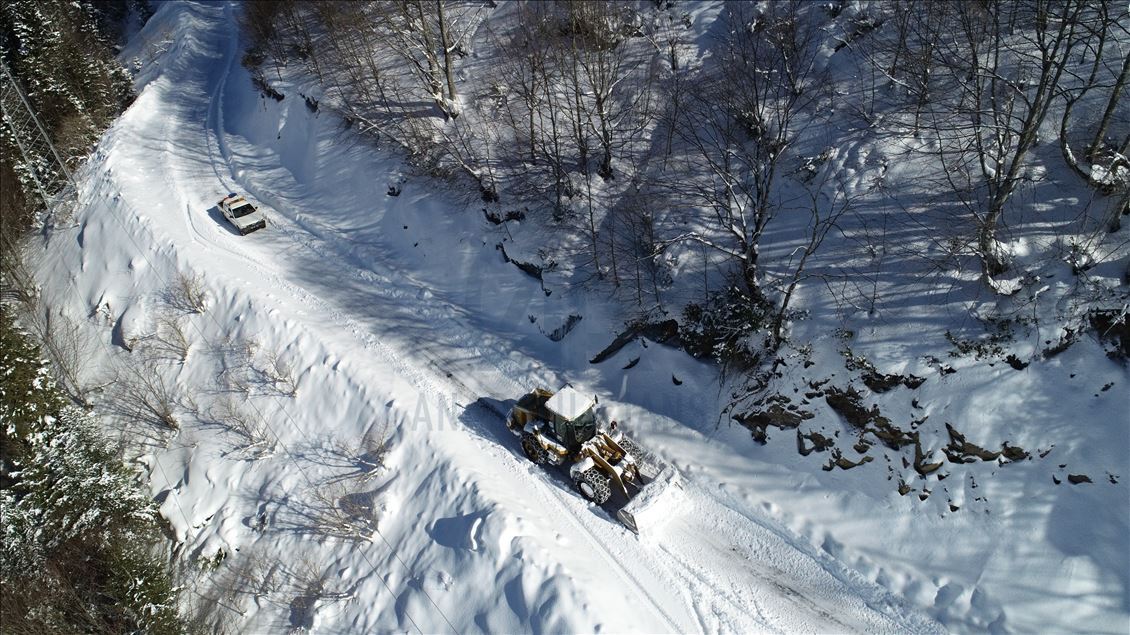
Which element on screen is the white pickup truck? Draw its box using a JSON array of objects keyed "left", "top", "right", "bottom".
[{"left": 218, "top": 193, "right": 267, "bottom": 235}]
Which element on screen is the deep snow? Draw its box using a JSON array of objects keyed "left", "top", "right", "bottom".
[{"left": 20, "top": 1, "right": 1129, "bottom": 633}]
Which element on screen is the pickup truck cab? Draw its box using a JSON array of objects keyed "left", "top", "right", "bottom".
[{"left": 218, "top": 194, "right": 267, "bottom": 235}]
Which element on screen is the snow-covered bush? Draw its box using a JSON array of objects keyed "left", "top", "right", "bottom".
[{"left": 681, "top": 286, "right": 771, "bottom": 370}]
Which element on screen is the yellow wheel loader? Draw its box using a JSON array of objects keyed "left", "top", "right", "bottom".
[{"left": 506, "top": 386, "right": 682, "bottom": 534}]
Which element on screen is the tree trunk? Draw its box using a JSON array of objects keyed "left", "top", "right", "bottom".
[
  {"left": 586, "top": 177, "right": 601, "bottom": 276},
  {"left": 1087, "top": 53, "right": 1130, "bottom": 160},
  {"left": 596, "top": 94, "right": 613, "bottom": 179},
  {"left": 978, "top": 212, "right": 1008, "bottom": 277},
  {"left": 436, "top": 1, "right": 458, "bottom": 105},
  {"left": 741, "top": 242, "right": 761, "bottom": 302}
]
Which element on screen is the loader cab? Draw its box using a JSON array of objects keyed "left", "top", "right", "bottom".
[
  {"left": 545, "top": 386, "right": 598, "bottom": 452},
  {"left": 554, "top": 408, "right": 597, "bottom": 450}
]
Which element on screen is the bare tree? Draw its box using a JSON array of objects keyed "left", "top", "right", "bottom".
[
  {"left": 663, "top": 1, "right": 824, "bottom": 305},
  {"left": 1058, "top": 2, "right": 1130, "bottom": 192},
  {"left": 184, "top": 549, "right": 280, "bottom": 632},
  {"left": 303, "top": 481, "right": 379, "bottom": 542},
  {"left": 491, "top": 1, "right": 568, "bottom": 211},
  {"left": 165, "top": 270, "right": 208, "bottom": 314},
  {"left": 253, "top": 348, "right": 300, "bottom": 398},
  {"left": 768, "top": 176, "right": 854, "bottom": 344},
  {"left": 12, "top": 300, "right": 104, "bottom": 405},
  {"left": 877, "top": 0, "right": 955, "bottom": 134},
  {"left": 0, "top": 231, "right": 39, "bottom": 307},
  {"left": 148, "top": 311, "right": 191, "bottom": 363},
  {"left": 117, "top": 359, "right": 180, "bottom": 430},
  {"left": 1085, "top": 14, "right": 1130, "bottom": 161},
  {"left": 374, "top": 1, "right": 472, "bottom": 121},
  {"left": 931, "top": 0, "right": 1085, "bottom": 279},
  {"left": 209, "top": 396, "right": 277, "bottom": 458},
  {"left": 285, "top": 557, "right": 357, "bottom": 630}
]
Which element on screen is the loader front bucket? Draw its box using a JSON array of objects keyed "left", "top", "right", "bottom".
[{"left": 616, "top": 464, "right": 683, "bottom": 535}]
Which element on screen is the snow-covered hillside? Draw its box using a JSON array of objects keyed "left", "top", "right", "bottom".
[{"left": 20, "top": 1, "right": 1128, "bottom": 633}]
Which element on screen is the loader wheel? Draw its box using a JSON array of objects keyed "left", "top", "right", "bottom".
[
  {"left": 521, "top": 433, "right": 547, "bottom": 464},
  {"left": 575, "top": 469, "right": 612, "bottom": 505},
  {"left": 617, "top": 436, "right": 658, "bottom": 478},
  {"left": 617, "top": 435, "right": 643, "bottom": 459}
]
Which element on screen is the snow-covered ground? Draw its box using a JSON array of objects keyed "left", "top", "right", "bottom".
[{"left": 23, "top": 1, "right": 1128, "bottom": 633}]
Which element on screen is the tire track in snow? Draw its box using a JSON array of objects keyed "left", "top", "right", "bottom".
[
  {"left": 694, "top": 482, "right": 941, "bottom": 633},
  {"left": 657, "top": 541, "right": 785, "bottom": 634}
]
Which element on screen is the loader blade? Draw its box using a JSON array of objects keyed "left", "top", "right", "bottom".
[{"left": 617, "top": 464, "right": 683, "bottom": 535}]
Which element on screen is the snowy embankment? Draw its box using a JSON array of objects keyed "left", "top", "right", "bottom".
[{"left": 24, "top": 1, "right": 1127, "bottom": 633}]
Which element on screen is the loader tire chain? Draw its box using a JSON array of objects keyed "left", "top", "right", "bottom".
[
  {"left": 577, "top": 469, "right": 612, "bottom": 504},
  {"left": 618, "top": 436, "right": 658, "bottom": 475},
  {"left": 521, "top": 433, "right": 547, "bottom": 464}
]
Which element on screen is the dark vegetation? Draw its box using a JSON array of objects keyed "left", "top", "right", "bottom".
[
  {"left": 0, "top": 307, "right": 181, "bottom": 634},
  {"left": 1, "top": 2, "right": 182, "bottom": 631},
  {"left": 1, "top": 0, "right": 139, "bottom": 233},
  {"left": 237, "top": 0, "right": 1129, "bottom": 373}
]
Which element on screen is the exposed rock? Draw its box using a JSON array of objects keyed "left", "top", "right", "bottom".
[
  {"left": 1091, "top": 309, "right": 1130, "bottom": 360},
  {"left": 735, "top": 401, "right": 813, "bottom": 444},
  {"left": 1000, "top": 444, "right": 1029, "bottom": 462},
  {"left": 824, "top": 386, "right": 875, "bottom": 428},
  {"left": 496, "top": 243, "right": 543, "bottom": 281},
  {"left": 944, "top": 423, "right": 1001, "bottom": 463},
  {"left": 543, "top": 315, "right": 582, "bottom": 342},
  {"left": 1067, "top": 473, "right": 1093, "bottom": 484},
  {"left": 1005, "top": 354, "right": 1029, "bottom": 370},
  {"left": 823, "top": 450, "right": 874, "bottom": 471},
  {"left": 1042, "top": 328, "right": 1078, "bottom": 359},
  {"left": 861, "top": 371, "right": 902, "bottom": 392},
  {"left": 913, "top": 439, "right": 945, "bottom": 476},
  {"left": 941, "top": 423, "right": 1029, "bottom": 467},
  {"left": 797, "top": 430, "right": 835, "bottom": 456},
  {"left": 825, "top": 386, "right": 915, "bottom": 450},
  {"left": 862, "top": 370, "right": 926, "bottom": 393},
  {"left": 483, "top": 208, "right": 526, "bottom": 225}
]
